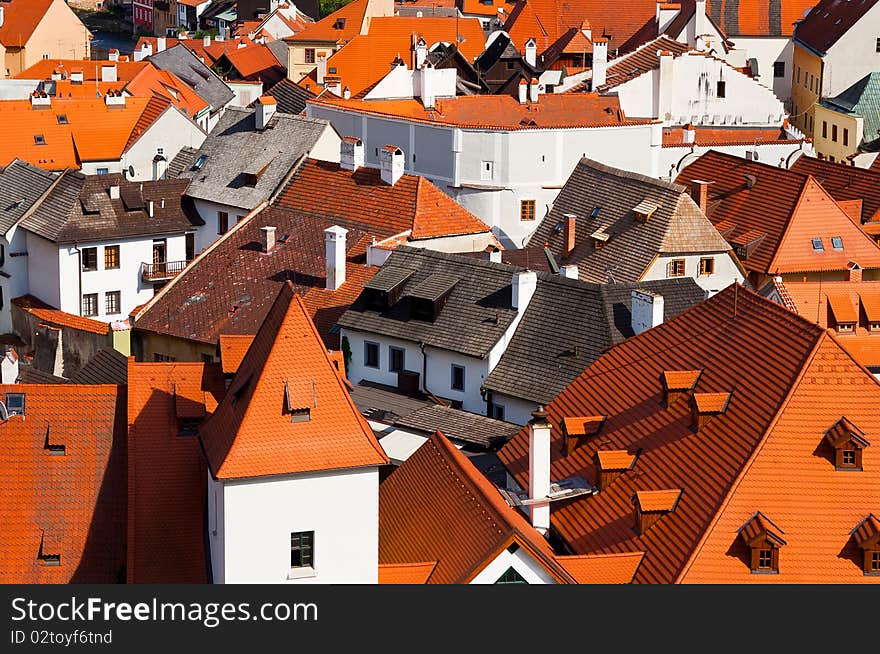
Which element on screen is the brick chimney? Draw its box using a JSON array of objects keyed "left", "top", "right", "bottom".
[
  {"left": 631, "top": 289, "right": 664, "bottom": 335},
  {"left": 340, "top": 136, "right": 365, "bottom": 171},
  {"left": 563, "top": 213, "right": 577, "bottom": 255},
  {"left": 848, "top": 261, "right": 862, "bottom": 282},
  {"left": 592, "top": 38, "right": 608, "bottom": 88},
  {"left": 380, "top": 145, "right": 405, "bottom": 186},
  {"left": 101, "top": 64, "right": 118, "bottom": 83},
  {"left": 255, "top": 95, "right": 277, "bottom": 130},
  {"left": 691, "top": 179, "right": 709, "bottom": 213},
  {"left": 260, "top": 226, "right": 276, "bottom": 253},
  {"left": 528, "top": 406, "right": 552, "bottom": 536},
  {"left": 325, "top": 225, "right": 348, "bottom": 290}
]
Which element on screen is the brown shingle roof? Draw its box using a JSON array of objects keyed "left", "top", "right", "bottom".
[{"left": 793, "top": 0, "right": 880, "bottom": 54}]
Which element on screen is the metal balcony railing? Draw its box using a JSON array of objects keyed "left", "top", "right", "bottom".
[{"left": 141, "top": 259, "right": 190, "bottom": 282}]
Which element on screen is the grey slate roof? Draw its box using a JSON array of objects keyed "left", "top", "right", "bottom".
[
  {"left": 482, "top": 276, "right": 706, "bottom": 404},
  {"left": 527, "top": 157, "right": 732, "bottom": 283},
  {"left": 0, "top": 160, "right": 57, "bottom": 235},
  {"left": 266, "top": 40, "right": 290, "bottom": 71},
  {"left": 338, "top": 247, "right": 522, "bottom": 359},
  {"left": 68, "top": 348, "right": 128, "bottom": 385},
  {"left": 167, "top": 146, "right": 199, "bottom": 178},
  {"left": 265, "top": 77, "right": 315, "bottom": 115},
  {"left": 16, "top": 364, "right": 67, "bottom": 384},
  {"left": 177, "top": 107, "right": 331, "bottom": 210},
  {"left": 148, "top": 44, "right": 235, "bottom": 114},
  {"left": 349, "top": 380, "right": 435, "bottom": 423},
  {"left": 393, "top": 404, "right": 521, "bottom": 448}
]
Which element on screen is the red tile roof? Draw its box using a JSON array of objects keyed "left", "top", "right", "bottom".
[
  {"left": 124, "top": 66, "right": 210, "bottom": 118},
  {"left": 126, "top": 360, "right": 226, "bottom": 583},
  {"left": 199, "top": 284, "right": 388, "bottom": 479},
  {"left": 15, "top": 59, "right": 149, "bottom": 83},
  {"left": 0, "top": 384, "right": 127, "bottom": 583},
  {"left": 793, "top": 0, "right": 880, "bottom": 54},
  {"left": 310, "top": 91, "right": 652, "bottom": 130},
  {"left": 663, "top": 125, "right": 802, "bottom": 148},
  {"left": 287, "top": 0, "right": 370, "bottom": 43},
  {"left": 0, "top": 0, "right": 55, "bottom": 47},
  {"left": 790, "top": 156, "right": 880, "bottom": 224},
  {"left": 219, "top": 334, "right": 255, "bottom": 374},
  {"left": 675, "top": 150, "right": 880, "bottom": 275},
  {"left": 378, "top": 561, "right": 438, "bottom": 583},
  {"left": 221, "top": 44, "right": 286, "bottom": 84},
  {"left": 274, "top": 159, "right": 492, "bottom": 239},
  {"left": 703, "top": 0, "right": 819, "bottom": 37},
  {"left": 600, "top": 36, "right": 690, "bottom": 91},
  {"left": 13, "top": 295, "right": 110, "bottom": 335},
  {"left": 497, "top": 285, "right": 847, "bottom": 583}
]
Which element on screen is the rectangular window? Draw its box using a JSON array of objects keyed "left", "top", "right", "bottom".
[
  {"left": 489, "top": 402, "right": 505, "bottom": 421},
  {"left": 153, "top": 353, "right": 177, "bottom": 362},
  {"left": 82, "top": 293, "right": 98, "bottom": 317},
  {"left": 105, "top": 290, "right": 121, "bottom": 315},
  {"left": 831, "top": 236, "right": 843, "bottom": 250},
  {"left": 520, "top": 199, "right": 536, "bottom": 222},
  {"left": 364, "top": 341, "right": 380, "bottom": 368},
  {"left": 796, "top": 67, "right": 801, "bottom": 84},
  {"left": 451, "top": 364, "right": 465, "bottom": 392},
  {"left": 842, "top": 450, "right": 857, "bottom": 466},
  {"left": 843, "top": 128, "right": 849, "bottom": 147},
  {"left": 773, "top": 61, "right": 785, "bottom": 78},
  {"left": 290, "top": 531, "right": 314, "bottom": 569},
  {"left": 218, "top": 211, "right": 229, "bottom": 235},
  {"left": 757, "top": 549, "right": 773, "bottom": 569},
  {"left": 876, "top": 38, "right": 880, "bottom": 53},
  {"left": 832, "top": 124, "right": 838, "bottom": 142},
  {"left": 811, "top": 237, "right": 824, "bottom": 251},
  {"left": 389, "top": 346, "right": 405, "bottom": 373},
  {"left": 81, "top": 247, "right": 98, "bottom": 272},
  {"left": 716, "top": 80, "right": 726, "bottom": 98},
  {"left": 96, "top": 167, "right": 109, "bottom": 175},
  {"left": 5, "top": 393, "right": 25, "bottom": 416},
  {"left": 667, "top": 259, "right": 685, "bottom": 277},
  {"left": 872, "top": 551, "right": 880, "bottom": 572},
  {"left": 699, "top": 257, "right": 715, "bottom": 275},
  {"left": 481, "top": 161, "right": 494, "bottom": 181},
  {"left": 304, "top": 48, "right": 316, "bottom": 64},
  {"left": 104, "top": 245, "right": 120, "bottom": 269},
  {"left": 822, "top": 121, "right": 827, "bottom": 138}
]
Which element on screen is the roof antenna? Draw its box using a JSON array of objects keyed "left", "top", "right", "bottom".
[{"left": 733, "top": 282, "right": 738, "bottom": 319}]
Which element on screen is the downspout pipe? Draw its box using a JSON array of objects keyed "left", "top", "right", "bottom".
[{"left": 72, "top": 241, "right": 83, "bottom": 316}]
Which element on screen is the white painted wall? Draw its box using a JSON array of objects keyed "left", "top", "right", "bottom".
[
  {"left": 724, "top": 37, "right": 795, "bottom": 102},
  {"left": 191, "top": 199, "right": 249, "bottom": 253},
  {"left": 821, "top": 3, "right": 880, "bottom": 97},
  {"left": 470, "top": 545, "right": 557, "bottom": 584},
  {"left": 408, "top": 231, "right": 499, "bottom": 254},
  {"left": 642, "top": 252, "right": 743, "bottom": 295},
  {"left": 227, "top": 81, "right": 264, "bottom": 108},
  {"left": 122, "top": 107, "right": 207, "bottom": 182},
  {"left": 659, "top": 138, "right": 814, "bottom": 180},
  {"left": 486, "top": 391, "right": 540, "bottom": 427},
  {"left": 0, "top": 229, "right": 30, "bottom": 332},
  {"left": 211, "top": 467, "right": 380, "bottom": 584},
  {"left": 25, "top": 233, "right": 61, "bottom": 309}
]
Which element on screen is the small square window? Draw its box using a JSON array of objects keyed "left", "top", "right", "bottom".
[
  {"left": 290, "top": 531, "right": 314, "bottom": 569},
  {"left": 520, "top": 199, "right": 536, "bottom": 221},
  {"left": 389, "top": 346, "right": 405, "bottom": 373},
  {"left": 699, "top": 257, "right": 714, "bottom": 275},
  {"left": 5, "top": 393, "right": 25, "bottom": 416},
  {"left": 489, "top": 402, "right": 505, "bottom": 421},
  {"left": 870, "top": 322, "right": 880, "bottom": 332},
  {"left": 104, "top": 245, "right": 120, "bottom": 269},
  {"left": 838, "top": 322, "right": 855, "bottom": 333},
  {"left": 304, "top": 48, "right": 316, "bottom": 64},
  {"left": 872, "top": 550, "right": 880, "bottom": 571},
  {"left": 811, "top": 237, "right": 824, "bottom": 252},
  {"left": 831, "top": 236, "right": 843, "bottom": 250},
  {"left": 82, "top": 293, "right": 98, "bottom": 317},
  {"left": 757, "top": 548, "right": 773, "bottom": 569},
  {"left": 451, "top": 364, "right": 465, "bottom": 391},
  {"left": 96, "top": 168, "right": 109, "bottom": 175},
  {"left": 773, "top": 61, "right": 785, "bottom": 78},
  {"left": 668, "top": 259, "right": 685, "bottom": 277},
  {"left": 364, "top": 341, "right": 380, "bottom": 368},
  {"left": 56, "top": 114, "right": 68, "bottom": 125},
  {"left": 34, "top": 134, "right": 46, "bottom": 146},
  {"left": 81, "top": 247, "right": 98, "bottom": 271},
  {"left": 842, "top": 450, "right": 857, "bottom": 466}
]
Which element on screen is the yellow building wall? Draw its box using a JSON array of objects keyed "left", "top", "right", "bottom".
[
  {"left": 790, "top": 44, "right": 823, "bottom": 140},
  {"left": 287, "top": 40, "right": 337, "bottom": 83},
  {"left": 812, "top": 104, "right": 862, "bottom": 162},
  {"left": 13, "top": 0, "right": 91, "bottom": 76},
  {"left": 134, "top": 329, "right": 217, "bottom": 363}
]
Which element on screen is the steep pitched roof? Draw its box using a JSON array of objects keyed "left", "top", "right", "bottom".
[
  {"left": 0, "top": 159, "right": 58, "bottom": 234},
  {"left": 600, "top": 36, "right": 690, "bottom": 91},
  {"left": 220, "top": 43, "right": 286, "bottom": 85},
  {"left": 126, "top": 360, "right": 226, "bottom": 583},
  {"left": 793, "top": 0, "right": 880, "bottom": 55},
  {"left": 497, "top": 285, "right": 851, "bottom": 583},
  {"left": 68, "top": 348, "right": 129, "bottom": 385},
  {"left": 818, "top": 72, "right": 880, "bottom": 153},
  {"left": 676, "top": 150, "right": 880, "bottom": 274},
  {"left": 285, "top": 0, "right": 370, "bottom": 43},
  {"left": 0, "top": 384, "right": 127, "bottom": 583},
  {"left": 703, "top": 0, "right": 818, "bottom": 37},
  {"left": 0, "top": 0, "right": 55, "bottom": 47},
  {"left": 132, "top": 207, "right": 376, "bottom": 349},
  {"left": 199, "top": 284, "right": 388, "bottom": 479},
  {"left": 124, "top": 66, "right": 211, "bottom": 119},
  {"left": 148, "top": 44, "right": 235, "bottom": 112},
  {"left": 790, "top": 154, "right": 880, "bottom": 223},
  {"left": 274, "top": 159, "right": 492, "bottom": 240},
  {"left": 483, "top": 276, "right": 706, "bottom": 404},
  {"left": 265, "top": 76, "right": 316, "bottom": 115},
  {"left": 176, "top": 108, "right": 331, "bottom": 211},
  {"left": 528, "top": 157, "right": 731, "bottom": 283}
]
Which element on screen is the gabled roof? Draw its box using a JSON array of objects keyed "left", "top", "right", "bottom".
[
  {"left": 175, "top": 108, "right": 331, "bottom": 211},
  {"left": 148, "top": 44, "right": 235, "bottom": 112},
  {"left": 0, "top": 384, "right": 126, "bottom": 583},
  {"left": 126, "top": 360, "right": 226, "bottom": 582},
  {"left": 790, "top": 154, "right": 880, "bottom": 223},
  {"left": 381, "top": 431, "right": 639, "bottom": 583},
  {"left": 392, "top": 404, "right": 522, "bottom": 448},
  {"left": 676, "top": 150, "right": 880, "bottom": 274},
  {"left": 702, "top": 0, "right": 818, "bottom": 37},
  {"left": 285, "top": 0, "right": 370, "bottom": 43},
  {"left": 378, "top": 561, "right": 438, "bottom": 583},
  {"left": 483, "top": 276, "right": 706, "bottom": 404},
  {"left": 15, "top": 59, "right": 149, "bottom": 83},
  {"left": 219, "top": 334, "right": 255, "bottom": 374},
  {"left": 12, "top": 295, "right": 110, "bottom": 335},
  {"left": 0, "top": 159, "right": 57, "bottom": 235},
  {"left": 338, "top": 247, "right": 522, "bottom": 358},
  {"left": 265, "top": 77, "right": 316, "bottom": 115},
  {"left": 199, "top": 283, "right": 388, "bottom": 479},
  {"left": 793, "top": 0, "right": 880, "bottom": 55},
  {"left": 273, "top": 159, "right": 492, "bottom": 240},
  {"left": 0, "top": 0, "right": 55, "bottom": 47},
  {"left": 218, "top": 43, "right": 286, "bottom": 85},
  {"left": 124, "top": 66, "right": 211, "bottom": 118},
  {"left": 497, "top": 285, "right": 879, "bottom": 583},
  {"left": 599, "top": 36, "right": 689, "bottom": 91},
  {"left": 528, "top": 157, "right": 732, "bottom": 283},
  {"left": 818, "top": 72, "right": 880, "bottom": 154},
  {"left": 133, "top": 208, "right": 376, "bottom": 349},
  {"left": 68, "top": 348, "right": 128, "bottom": 386}
]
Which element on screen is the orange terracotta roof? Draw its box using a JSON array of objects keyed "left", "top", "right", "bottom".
[
  {"left": 663, "top": 125, "right": 800, "bottom": 148},
  {"left": 827, "top": 291, "right": 858, "bottom": 324},
  {"left": 852, "top": 514, "right": 880, "bottom": 547},
  {"left": 124, "top": 66, "right": 210, "bottom": 118},
  {"left": 693, "top": 391, "right": 732, "bottom": 413},
  {"left": 458, "top": 0, "right": 516, "bottom": 16},
  {"left": 286, "top": 0, "right": 370, "bottom": 43},
  {"left": 595, "top": 449, "right": 637, "bottom": 470},
  {"left": 311, "top": 91, "right": 651, "bottom": 130},
  {"left": 553, "top": 552, "right": 644, "bottom": 583},
  {"left": 378, "top": 561, "right": 438, "bottom": 584},
  {"left": 123, "top": 95, "right": 174, "bottom": 154},
  {"left": 222, "top": 44, "right": 286, "bottom": 82},
  {"left": 562, "top": 415, "right": 605, "bottom": 435},
  {"left": 127, "top": 360, "right": 226, "bottom": 583},
  {"left": 676, "top": 151, "right": 880, "bottom": 275},
  {"left": 662, "top": 369, "right": 702, "bottom": 389},
  {"left": 0, "top": 0, "right": 56, "bottom": 47},
  {"left": 219, "top": 334, "right": 255, "bottom": 374},
  {"left": 16, "top": 59, "right": 149, "bottom": 83},
  {"left": 274, "top": 158, "right": 492, "bottom": 239},
  {"left": 380, "top": 431, "right": 580, "bottom": 583},
  {"left": 790, "top": 156, "right": 880, "bottom": 224},
  {"left": 601, "top": 36, "right": 690, "bottom": 91},
  {"left": 0, "top": 384, "right": 126, "bottom": 583},
  {"left": 199, "top": 284, "right": 388, "bottom": 479},
  {"left": 635, "top": 489, "right": 682, "bottom": 512},
  {"left": 13, "top": 295, "right": 109, "bottom": 335}
]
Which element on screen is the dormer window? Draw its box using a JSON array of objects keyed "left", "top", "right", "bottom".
[
  {"left": 690, "top": 391, "right": 732, "bottom": 432},
  {"left": 824, "top": 416, "right": 869, "bottom": 470},
  {"left": 34, "top": 134, "right": 46, "bottom": 146},
  {"left": 851, "top": 515, "right": 880, "bottom": 575},
  {"left": 406, "top": 274, "right": 458, "bottom": 322},
  {"left": 811, "top": 237, "right": 824, "bottom": 252},
  {"left": 594, "top": 449, "right": 636, "bottom": 490},
  {"left": 283, "top": 380, "right": 313, "bottom": 423},
  {"left": 738, "top": 512, "right": 785, "bottom": 574},
  {"left": 632, "top": 489, "right": 681, "bottom": 535},
  {"left": 5, "top": 393, "right": 25, "bottom": 416},
  {"left": 562, "top": 415, "right": 606, "bottom": 455},
  {"left": 660, "top": 369, "right": 701, "bottom": 407}
]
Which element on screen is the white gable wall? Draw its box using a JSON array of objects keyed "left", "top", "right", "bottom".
[
  {"left": 642, "top": 252, "right": 743, "bottom": 295},
  {"left": 122, "top": 107, "right": 207, "bottom": 182},
  {"left": 470, "top": 545, "right": 557, "bottom": 584}
]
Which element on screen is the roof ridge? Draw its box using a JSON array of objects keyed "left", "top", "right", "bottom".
[
  {"left": 577, "top": 157, "right": 687, "bottom": 194},
  {"left": 394, "top": 244, "right": 524, "bottom": 272}
]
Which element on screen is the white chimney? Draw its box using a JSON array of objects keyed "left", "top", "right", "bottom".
[
  {"left": 101, "top": 64, "right": 118, "bottom": 83},
  {"left": 109, "top": 185, "right": 120, "bottom": 200},
  {"left": 146, "top": 200, "right": 154, "bottom": 217},
  {"left": 108, "top": 49, "right": 119, "bottom": 62},
  {"left": 379, "top": 145, "right": 405, "bottom": 186},
  {"left": 695, "top": 0, "right": 709, "bottom": 39},
  {"left": 524, "top": 38, "right": 537, "bottom": 67},
  {"left": 261, "top": 225, "right": 276, "bottom": 253},
  {"left": 418, "top": 61, "right": 439, "bottom": 110},
  {"left": 658, "top": 50, "right": 674, "bottom": 120},
  {"left": 518, "top": 78, "right": 528, "bottom": 104},
  {"left": 135, "top": 43, "right": 153, "bottom": 62},
  {"left": 413, "top": 37, "right": 427, "bottom": 68},
  {"left": 316, "top": 53, "right": 327, "bottom": 84},
  {"left": 340, "top": 136, "right": 364, "bottom": 171},
  {"left": 343, "top": 86, "right": 351, "bottom": 99},
  {"left": 30, "top": 92, "right": 51, "bottom": 108},
  {"left": 325, "top": 225, "right": 348, "bottom": 290},
  {"left": 486, "top": 247, "right": 502, "bottom": 263},
  {"left": 528, "top": 406, "right": 552, "bottom": 536},
  {"left": 511, "top": 269, "right": 538, "bottom": 312},
  {"left": 592, "top": 38, "right": 608, "bottom": 88},
  {"left": 683, "top": 123, "right": 696, "bottom": 144},
  {"left": 631, "top": 289, "right": 664, "bottom": 335},
  {"left": 560, "top": 264, "right": 579, "bottom": 279},
  {"left": 157, "top": 36, "right": 167, "bottom": 53},
  {"left": 237, "top": 39, "right": 248, "bottom": 49},
  {"left": 528, "top": 77, "right": 539, "bottom": 102},
  {"left": 1, "top": 348, "right": 19, "bottom": 385},
  {"left": 204, "top": 35, "right": 212, "bottom": 47},
  {"left": 71, "top": 69, "right": 84, "bottom": 83},
  {"left": 0, "top": 7, "right": 4, "bottom": 29},
  {"left": 255, "top": 96, "right": 277, "bottom": 130},
  {"left": 104, "top": 90, "right": 126, "bottom": 106}
]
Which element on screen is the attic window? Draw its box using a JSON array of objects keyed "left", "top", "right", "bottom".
[
  {"left": 851, "top": 515, "right": 880, "bottom": 575},
  {"left": 691, "top": 391, "right": 731, "bottom": 432},
  {"left": 43, "top": 426, "right": 65, "bottom": 455},
  {"left": 831, "top": 236, "right": 843, "bottom": 250},
  {"left": 333, "top": 18, "right": 346, "bottom": 29},
  {"left": 738, "top": 512, "right": 785, "bottom": 574},
  {"left": 811, "top": 237, "right": 824, "bottom": 252},
  {"left": 824, "top": 416, "right": 869, "bottom": 471},
  {"left": 562, "top": 415, "right": 606, "bottom": 456},
  {"left": 5, "top": 393, "right": 25, "bottom": 417},
  {"left": 34, "top": 135, "right": 46, "bottom": 146},
  {"left": 590, "top": 206, "right": 600, "bottom": 218},
  {"left": 632, "top": 200, "right": 659, "bottom": 222},
  {"left": 660, "top": 370, "right": 701, "bottom": 407},
  {"left": 632, "top": 489, "right": 681, "bottom": 535},
  {"left": 191, "top": 154, "right": 207, "bottom": 171},
  {"left": 283, "top": 381, "right": 313, "bottom": 423},
  {"left": 56, "top": 114, "right": 68, "bottom": 125},
  {"left": 594, "top": 449, "right": 636, "bottom": 490}
]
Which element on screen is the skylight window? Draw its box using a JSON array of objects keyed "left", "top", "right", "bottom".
[
  {"left": 831, "top": 236, "right": 843, "bottom": 250},
  {"left": 590, "top": 206, "right": 600, "bottom": 218},
  {"left": 5, "top": 393, "right": 25, "bottom": 416},
  {"left": 811, "top": 237, "right": 824, "bottom": 252},
  {"left": 34, "top": 135, "right": 46, "bottom": 146},
  {"left": 56, "top": 114, "right": 68, "bottom": 125},
  {"left": 191, "top": 154, "right": 207, "bottom": 171}
]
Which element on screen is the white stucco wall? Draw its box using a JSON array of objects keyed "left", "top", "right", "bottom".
[
  {"left": 659, "top": 138, "right": 814, "bottom": 179},
  {"left": 211, "top": 467, "right": 380, "bottom": 584},
  {"left": 485, "top": 391, "right": 540, "bottom": 427},
  {"left": 228, "top": 81, "right": 264, "bottom": 108},
  {"left": 25, "top": 233, "right": 61, "bottom": 309},
  {"left": 470, "top": 545, "right": 557, "bottom": 584},
  {"left": 0, "top": 229, "right": 30, "bottom": 332},
  {"left": 122, "top": 107, "right": 207, "bottom": 182},
  {"left": 191, "top": 199, "right": 249, "bottom": 253},
  {"left": 725, "top": 37, "right": 794, "bottom": 102},
  {"left": 642, "top": 252, "right": 743, "bottom": 295},
  {"left": 822, "top": 3, "right": 880, "bottom": 97}
]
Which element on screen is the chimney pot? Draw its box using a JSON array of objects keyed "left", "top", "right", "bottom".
[
  {"left": 255, "top": 96, "right": 277, "bottom": 130},
  {"left": 325, "top": 225, "right": 348, "bottom": 290},
  {"left": 631, "top": 289, "right": 664, "bottom": 335},
  {"left": 512, "top": 270, "right": 538, "bottom": 311},
  {"left": 691, "top": 179, "right": 709, "bottom": 213},
  {"left": 146, "top": 200, "right": 154, "bottom": 217},
  {"left": 518, "top": 78, "right": 528, "bottom": 104},
  {"left": 524, "top": 38, "right": 537, "bottom": 67},
  {"left": 261, "top": 225, "right": 276, "bottom": 253},
  {"left": 379, "top": 145, "right": 405, "bottom": 186},
  {"left": 591, "top": 38, "right": 608, "bottom": 89},
  {"left": 486, "top": 246, "right": 502, "bottom": 263},
  {"left": 529, "top": 77, "right": 540, "bottom": 103}
]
